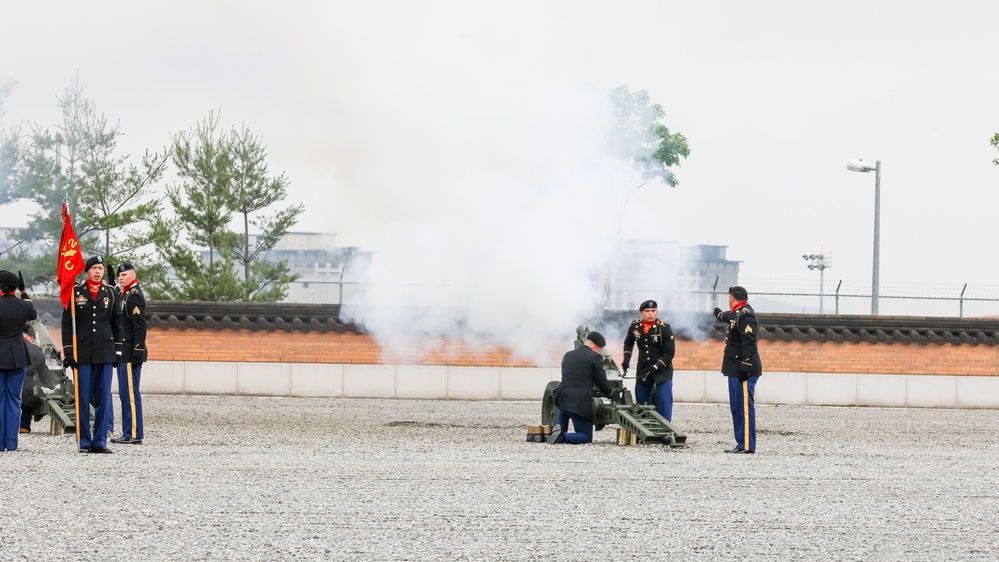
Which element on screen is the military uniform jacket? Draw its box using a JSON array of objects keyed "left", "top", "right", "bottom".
[
  {"left": 0, "top": 295, "right": 38, "bottom": 369},
  {"left": 61, "top": 282, "right": 122, "bottom": 365},
  {"left": 623, "top": 319, "right": 675, "bottom": 385},
  {"left": 719, "top": 303, "right": 763, "bottom": 378},
  {"left": 553, "top": 345, "right": 614, "bottom": 421},
  {"left": 119, "top": 283, "right": 148, "bottom": 363}
]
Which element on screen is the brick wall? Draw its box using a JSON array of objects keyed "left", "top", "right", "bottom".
[
  {"left": 146, "top": 329, "right": 546, "bottom": 367},
  {"left": 144, "top": 327, "right": 999, "bottom": 377}
]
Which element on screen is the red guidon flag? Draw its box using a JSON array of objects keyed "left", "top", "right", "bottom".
[{"left": 57, "top": 202, "right": 85, "bottom": 308}]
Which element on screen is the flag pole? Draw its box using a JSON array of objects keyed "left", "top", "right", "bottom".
[
  {"left": 64, "top": 195, "right": 82, "bottom": 445},
  {"left": 71, "top": 289, "right": 80, "bottom": 444}
]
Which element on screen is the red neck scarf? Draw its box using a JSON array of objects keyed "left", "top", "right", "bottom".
[
  {"left": 642, "top": 319, "right": 655, "bottom": 334},
  {"left": 87, "top": 280, "right": 102, "bottom": 299},
  {"left": 0, "top": 291, "right": 14, "bottom": 296},
  {"left": 731, "top": 301, "right": 748, "bottom": 313},
  {"left": 120, "top": 279, "right": 138, "bottom": 294}
]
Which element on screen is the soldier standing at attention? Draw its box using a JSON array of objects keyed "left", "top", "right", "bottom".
[
  {"left": 111, "top": 263, "right": 147, "bottom": 445},
  {"left": 621, "top": 300, "right": 676, "bottom": 421},
  {"left": 62, "top": 256, "right": 122, "bottom": 454},
  {"left": 0, "top": 270, "right": 37, "bottom": 451},
  {"left": 714, "top": 286, "right": 762, "bottom": 454}
]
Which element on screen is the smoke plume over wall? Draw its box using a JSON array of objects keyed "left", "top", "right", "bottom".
[{"left": 281, "top": 6, "right": 679, "bottom": 361}]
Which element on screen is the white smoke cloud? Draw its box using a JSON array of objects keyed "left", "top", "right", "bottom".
[
  {"left": 297, "top": 6, "right": 666, "bottom": 360},
  {"left": 1, "top": 2, "right": 697, "bottom": 360}
]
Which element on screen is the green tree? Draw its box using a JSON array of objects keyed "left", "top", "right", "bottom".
[
  {"left": 151, "top": 111, "right": 239, "bottom": 300},
  {"left": 0, "top": 78, "right": 36, "bottom": 283},
  {"left": 0, "top": 77, "right": 19, "bottom": 204},
  {"left": 602, "top": 86, "right": 691, "bottom": 307},
  {"left": 991, "top": 133, "right": 999, "bottom": 167},
  {"left": 5, "top": 75, "right": 167, "bottom": 288},
  {"left": 150, "top": 113, "right": 301, "bottom": 302},
  {"left": 227, "top": 125, "right": 302, "bottom": 300},
  {"left": 609, "top": 85, "right": 690, "bottom": 189}
]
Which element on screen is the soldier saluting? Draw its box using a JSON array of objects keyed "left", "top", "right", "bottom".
[
  {"left": 714, "top": 286, "right": 762, "bottom": 454},
  {"left": 62, "top": 255, "right": 122, "bottom": 454},
  {"left": 621, "top": 299, "right": 676, "bottom": 421}
]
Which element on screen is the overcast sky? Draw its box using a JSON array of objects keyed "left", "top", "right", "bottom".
[{"left": 2, "top": 0, "right": 999, "bottom": 302}]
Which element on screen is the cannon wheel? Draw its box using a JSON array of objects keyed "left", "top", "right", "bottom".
[{"left": 541, "top": 381, "right": 559, "bottom": 426}]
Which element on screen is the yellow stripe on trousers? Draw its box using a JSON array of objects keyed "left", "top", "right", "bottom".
[
  {"left": 127, "top": 363, "right": 137, "bottom": 438},
  {"left": 743, "top": 379, "right": 750, "bottom": 450}
]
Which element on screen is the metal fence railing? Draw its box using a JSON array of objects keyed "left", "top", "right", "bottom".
[{"left": 286, "top": 279, "right": 999, "bottom": 318}]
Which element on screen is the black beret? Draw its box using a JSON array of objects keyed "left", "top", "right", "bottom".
[
  {"left": 0, "top": 270, "right": 17, "bottom": 288},
  {"left": 117, "top": 263, "right": 136, "bottom": 274},
  {"left": 586, "top": 331, "right": 607, "bottom": 348},
  {"left": 729, "top": 286, "right": 749, "bottom": 301},
  {"left": 639, "top": 299, "right": 657, "bottom": 311},
  {"left": 84, "top": 255, "right": 104, "bottom": 272}
]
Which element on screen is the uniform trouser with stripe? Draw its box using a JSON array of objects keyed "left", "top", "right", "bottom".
[
  {"left": 635, "top": 379, "right": 674, "bottom": 422},
  {"left": 105, "top": 377, "right": 114, "bottom": 435},
  {"left": 728, "top": 375, "right": 759, "bottom": 451},
  {"left": 0, "top": 368, "right": 26, "bottom": 451},
  {"left": 116, "top": 363, "right": 143, "bottom": 439},
  {"left": 77, "top": 363, "right": 112, "bottom": 448}
]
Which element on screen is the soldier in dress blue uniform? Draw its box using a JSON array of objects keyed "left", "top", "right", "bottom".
[
  {"left": 111, "top": 263, "right": 146, "bottom": 445},
  {"left": 62, "top": 256, "right": 122, "bottom": 454},
  {"left": 0, "top": 270, "right": 37, "bottom": 451},
  {"left": 714, "top": 286, "right": 762, "bottom": 454},
  {"left": 548, "top": 332, "right": 618, "bottom": 444},
  {"left": 621, "top": 300, "right": 676, "bottom": 421}
]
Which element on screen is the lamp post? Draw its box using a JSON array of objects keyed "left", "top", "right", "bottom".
[
  {"left": 802, "top": 253, "right": 832, "bottom": 313},
  {"left": 847, "top": 159, "right": 881, "bottom": 315}
]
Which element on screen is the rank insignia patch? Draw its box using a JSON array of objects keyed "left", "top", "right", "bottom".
[{"left": 745, "top": 325, "right": 753, "bottom": 333}]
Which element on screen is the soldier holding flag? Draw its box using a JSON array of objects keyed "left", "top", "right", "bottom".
[{"left": 58, "top": 202, "right": 123, "bottom": 454}]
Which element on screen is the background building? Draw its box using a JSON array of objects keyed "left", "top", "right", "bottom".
[
  {"left": 606, "top": 240, "right": 740, "bottom": 312},
  {"left": 252, "top": 232, "right": 371, "bottom": 304}
]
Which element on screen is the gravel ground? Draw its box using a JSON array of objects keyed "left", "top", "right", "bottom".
[{"left": 2, "top": 396, "right": 998, "bottom": 561}]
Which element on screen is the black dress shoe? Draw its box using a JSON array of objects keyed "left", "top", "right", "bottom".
[
  {"left": 546, "top": 424, "right": 565, "bottom": 445},
  {"left": 724, "top": 447, "right": 744, "bottom": 453},
  {"left": 79, "top": 447, "right": 90, "bottom": 454},
  {"left": 734, "top": 449, "right": 755, "bottom": 454},
  {"left": 89, "top": 446, "right": 114, "bottom": 454}
]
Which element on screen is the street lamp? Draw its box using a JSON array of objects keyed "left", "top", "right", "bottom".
[
  {"left": 802, "top": 253, "right": 832, "bottom": 314},
  {"left": 846, "top": 159, "right": 881, "bottom": 315}
]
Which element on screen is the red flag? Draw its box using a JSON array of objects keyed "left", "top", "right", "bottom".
[{"left": 57, "top": 202, "right": 85, "bottom": 308}]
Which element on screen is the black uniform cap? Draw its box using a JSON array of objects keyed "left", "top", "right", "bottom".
[
  {"left": 0, "top": 270, "right": 17, "bottom": 288},
  {"left": 639, "top": 299, "right": 657, "bottom": 311},
  {"left": 117, "top": 263, "right": 136, "bottom": 274},
  {"left": 728, "top": 286, "right": 749, "bottom": 301},
  {"left": 586, "top": 331, "right": 607, "bottom": 348},
  {"left": 84, "top": 255, "right": 104, "bottom": 272}
]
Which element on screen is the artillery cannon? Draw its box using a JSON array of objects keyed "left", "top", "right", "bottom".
[
  {"left": 540, "top": 326, "right": 687, "bottom": 447},
  {"left": 24, "top": 317, "right": 80, "bottom": 435}
]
